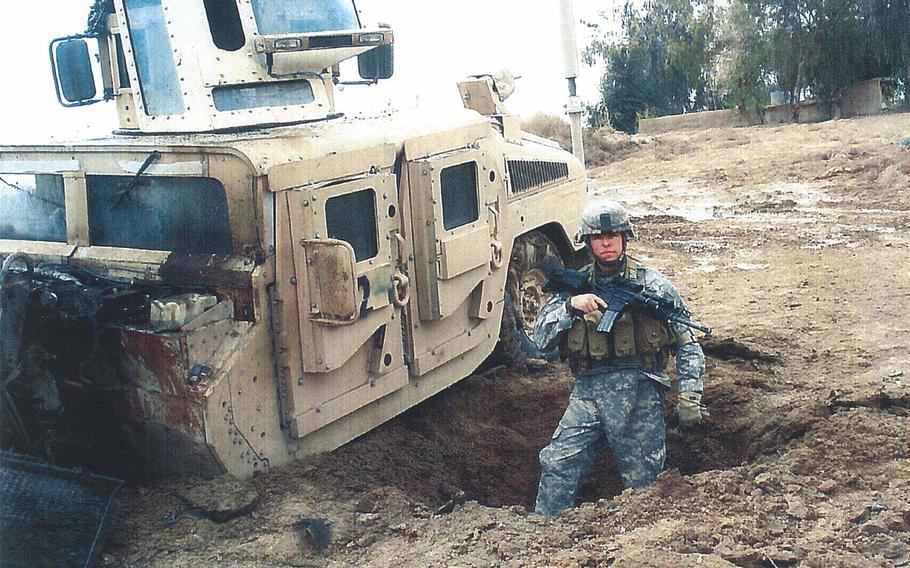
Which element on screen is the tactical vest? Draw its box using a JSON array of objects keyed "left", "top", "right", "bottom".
[{"left": 565, "top": 258, "right": 674, "bottom": 371}]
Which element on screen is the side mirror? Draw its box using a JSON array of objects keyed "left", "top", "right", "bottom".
[
  {"left": 49, "top": 36, "right": 108, "bottom": 107},
  {"left": 357, "top": 44, "right": 394, "bottom": 81}
]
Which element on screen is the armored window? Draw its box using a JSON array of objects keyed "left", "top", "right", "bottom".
[
  {"left": 203, "top": 0, "right": 246, "bottom": 51},
  {"left": 86, "top": 175, "right": 232, "bottom": 254},
  {"left": 0, "top": 174, "right": 67, "bottom": 243},
  {"left": 122, "top": 0, "right": 185, "bottom": 116},
  {"left": 440, "top": 161, "right": 479, "bottom": 231},
  {"left": 325, "top": 189, "right": 378, "bottom": 262},
  {"left": 251, "top": 0, "right": 359, "bottom": 34},
  {"left": 212, "top": 80, "right": 315, "bottom": 111}
]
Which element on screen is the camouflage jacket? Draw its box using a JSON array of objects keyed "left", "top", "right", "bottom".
[{"left": 532, "top": 260, "right": 706, "bottom": 393}]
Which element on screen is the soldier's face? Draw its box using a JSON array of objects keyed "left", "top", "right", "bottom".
[{"left": 589, "top": 232, "right": 624, "bottom": 263}]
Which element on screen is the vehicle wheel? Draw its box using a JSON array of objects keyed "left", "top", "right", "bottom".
[{"left": 496, "top": 232, "right": 563, "bottom": 365}]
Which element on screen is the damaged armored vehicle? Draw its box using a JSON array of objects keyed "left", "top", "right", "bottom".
[{"left": 0, "top": 0, "right": 586, "bottom": 478}]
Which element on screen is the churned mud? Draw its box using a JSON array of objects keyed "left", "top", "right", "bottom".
[{"left": 100, "top": 113, "right": 910, "bottom": 568}]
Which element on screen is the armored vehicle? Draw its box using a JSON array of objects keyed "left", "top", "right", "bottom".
[{"left": 0, "top": 0, "right": 585, "bottom": 478}]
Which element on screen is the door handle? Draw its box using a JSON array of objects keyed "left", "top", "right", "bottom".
[{"left": 392, "top": 271, "right": 410, "bottom": 307}]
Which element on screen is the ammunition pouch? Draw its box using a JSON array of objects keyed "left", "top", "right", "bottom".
[
  {"left": 566, "top": 310, "right": 673, "bottom": 370},
  {"left": 586, "top": 311, "right": 610, "bottom": 358},
  {"left": 566, "top": 311, "right": 590, "bottom": 354},
  {"left": 634, "top": 312, "right": 670, "bottom": 354}
]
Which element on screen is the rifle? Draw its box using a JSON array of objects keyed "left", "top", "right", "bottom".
[{"left": 544, "top": 265, "right": 712, "bottom": 335}]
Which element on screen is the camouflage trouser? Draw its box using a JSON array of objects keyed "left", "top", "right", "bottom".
[{"left": 535, "top": 370, "right": 666, "bottom": 516}]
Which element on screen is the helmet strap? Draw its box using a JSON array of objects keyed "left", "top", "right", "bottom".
[{"left": 594, "top": 254, "right": 625, "bottom": 274}]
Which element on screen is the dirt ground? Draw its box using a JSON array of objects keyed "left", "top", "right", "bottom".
[{"left": 99, "top": 113, "right": 910, "bottom": 568}]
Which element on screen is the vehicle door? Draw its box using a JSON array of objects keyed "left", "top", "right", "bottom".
[
  {"left": 270, "top": 146, "right": 409, "bottom": 438},
  {"left": 400, "top": 126, "right": 506, "bottom": 376}
]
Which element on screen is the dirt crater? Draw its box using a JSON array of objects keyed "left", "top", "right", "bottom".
[{"left": 307, "top": 346, "right": 793, "bottom": 513}]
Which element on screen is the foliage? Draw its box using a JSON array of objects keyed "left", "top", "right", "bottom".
[
  {"left": 587, "top": 0, "right": 910, "bottom": 130},
  {"left": 522, "top": 114, "right": 639, "bottom": 168},
  {"left": 522, "top": 113, "right": 572, "bottom": 150},
  {"left": 716, "top": 0, "right": 771, "bottom": 117},
  {"left": 585, "top": 0, "right": 723, "bottom": 132},
  {"left": 753, "top": 0, "right": 910, "bottom": 102}
]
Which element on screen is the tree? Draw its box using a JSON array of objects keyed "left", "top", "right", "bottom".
[
  {"left": 585, "top": 0, "right": 723, "bottom": 132},
  {"left": 745, "top": 0, "right": 909, "bottom": 104},
  {"left": 717, "top": 0, "right": 772, "bottom": 122},
  {"left": 596, "top": 45, "right": 648, "bottom": 132},
  {"left": 587, "top": 0, "right": 910, "bottom": 131},
  {"left": 848, "top": 0, "right": 909, "bottom": 105}
]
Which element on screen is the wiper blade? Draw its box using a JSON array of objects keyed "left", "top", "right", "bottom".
[{"left": 112, "top": 150, "right": 161, "bottom": 209}]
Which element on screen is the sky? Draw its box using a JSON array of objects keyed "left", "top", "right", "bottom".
[{"left": 0, "top": 1, "right": 624, "bottom": 142}]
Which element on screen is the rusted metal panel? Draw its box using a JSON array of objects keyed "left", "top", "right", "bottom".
[
  {"left": 119, "top": 329, "right": 204, "bottom": 438},
  {"left": 159, "top": 253, "right": 256, "bottom": 289}
]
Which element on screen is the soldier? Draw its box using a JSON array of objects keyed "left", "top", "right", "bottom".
[{"left": 532, "top": 199, "right": 707, "bottom": 516}]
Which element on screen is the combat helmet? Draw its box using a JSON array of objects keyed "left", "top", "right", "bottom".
[{"left": 575, "top": 199, "right": 636, "bottom": 243}]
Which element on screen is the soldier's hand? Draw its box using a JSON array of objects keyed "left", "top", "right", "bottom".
[
  {"left": 569, "top": 294, "right": 608, "bottom": 314},
  {"left": 676, "top": 391, "right": 708, "bottom": 428}
]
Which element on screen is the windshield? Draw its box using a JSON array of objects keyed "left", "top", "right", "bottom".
[
  {"left": 251, "top": 0, "right": 360, "bottom": 35},
  {"left": 86, "top": 175, "right": 233, "bottom": 254},
  {"left": 0, "top": 174, "right": 67, "bottom": 242}
]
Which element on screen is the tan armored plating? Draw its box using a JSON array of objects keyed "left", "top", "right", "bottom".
[{"left": 0, "top": 0, "right": 585, "bottom": 477}]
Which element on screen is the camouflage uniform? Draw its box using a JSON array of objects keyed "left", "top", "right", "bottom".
[{"left": 532, "top": 259, "right": 705, "bottom": 516}]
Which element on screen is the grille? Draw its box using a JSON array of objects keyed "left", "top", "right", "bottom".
[
  {"left": 0, "top": 452, "right": 124, "bottom": 568},
  {"left": 506, "top": 160, "right": 569, "bottom": 194}
]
